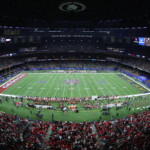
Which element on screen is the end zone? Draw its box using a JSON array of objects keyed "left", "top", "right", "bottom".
[{"left": 0, "top": 74, "right": 28, "bottom": 93}]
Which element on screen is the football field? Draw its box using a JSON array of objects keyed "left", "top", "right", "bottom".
[{"left": 1, "top": 72, "right": 150, "bottom": 98}]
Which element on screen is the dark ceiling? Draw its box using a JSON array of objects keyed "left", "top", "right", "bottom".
[{"left": 0, "top": 0, "right": 150, "bottom": 28}]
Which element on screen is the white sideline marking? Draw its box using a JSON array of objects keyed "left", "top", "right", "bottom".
[
  {"left": 1, "top": 93, "right": 149, "bottom": 99},
  {"left": 0, "top": 94, "right": 19, "bottom": 97},
  {"left": 0, "top": 92, "right": 150, "bottom": 99},
  {"left": 41, "top": 88, "right": 46, "bottom": 90},
  {"left": 84, "top": 88, "right": 89, "bottom": 90},
  {"left": 17, "top": 87, "right": 21, "bottom": 88},
  {"left": 55, "top": 88, "right": 60, "bottom": 90},
  {"left": 98, "top": 88, "right": 103, "bottom": 90},
  {"left": 122, "top": 73, "right": 150, "bottom": 92},
  {"left": 69, "top": 88, "right": 74, "bottom": 90},
  {"left": 123, "top": 87, "right": 127, "bottom": 88}
]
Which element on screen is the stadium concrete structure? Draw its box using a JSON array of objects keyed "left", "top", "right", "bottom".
[{"left": 0, "top": 0, "right": 150, "bottom": 149}]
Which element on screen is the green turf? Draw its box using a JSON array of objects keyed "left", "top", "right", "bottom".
[
  {"left": 1, "top": 73, "right": 146, "bottom": 97},
  {"left": 1, "top": 72, "right": 150, "bottom": 122},
  {"left": 0, "top": 96, "right": 150, "bottom": 122}
]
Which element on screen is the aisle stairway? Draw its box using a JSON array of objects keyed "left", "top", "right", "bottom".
[{"left": 43, "top": 124, "right": 52, "bottom": 149}]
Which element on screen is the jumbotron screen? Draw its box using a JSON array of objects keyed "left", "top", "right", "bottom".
[{"left": 138, "top": 37, "right": 150, "bottom": 47}]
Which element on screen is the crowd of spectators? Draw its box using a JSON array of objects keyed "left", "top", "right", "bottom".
[
  {"left": 121, "top": 58, "right": 150, "bottom": 73},
  {"left": 0, "top": 55, "right": 150, "bottom": 72},
  {"left": 0, "top": 57, "right": 150, "bottom": 74},
  {"left": 120, "top": 67, "right": 140, "bottom": 77},
  {"left": 0, "top": 112, "right": 49, "bottom": 149},
  {"left": 0, "top": 58, "right": 23, "bottom": 71},
  {"left": 48, "top": 121, "right": 98, "bottom": 149},
  {"left": 0, "top": 57, "right": 150, "bottom": 149},
  {"left": 120, "top": 67, "right": 150, "bottom": 86},
  {"left": 48, "top": 111, "right": 150, "bottom": 150},
  {"left": 0, "top": 67, "right": 25, "bottom": 84},
  {"left": 146, "top": 79, "right": 150, "bottom": 84},
  {"left": 0, "top": 108, "right": 150, "bottom": 149},
  {"left": 1, "top": 57, "right": 150, "bottom": 89},
  {"left": 26, "top": 61, "right": 118, "bottom": 70},
  {"left": 95, "top": 111, "right": 150, "bottom": 149}
]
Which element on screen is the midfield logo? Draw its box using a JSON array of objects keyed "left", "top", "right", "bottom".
[{"left": 64, "top": 79, "right": 80, "bottom": 85}]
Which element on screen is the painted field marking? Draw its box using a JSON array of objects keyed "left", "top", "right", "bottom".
[
  {"left": 121, "top": 73, "right": 150, "bottom": 92},
  {"left": 0, "top": 74, "right": 28, "bottom": 93},
  {"left": 0, "top": 73, "right": 21, "bottom": 87},
  {"left": 111, "top": 87, "right": 116, "bottom": 89},
  {"left": 1, "top": 92, "right": 149, "bottom": 100},
  {"left": 28, "top": 87, "right": 33, "bottom": 90}
]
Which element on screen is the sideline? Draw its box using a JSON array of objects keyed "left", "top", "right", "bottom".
[
  {"left": 0, "top": 92, "right": 150, "bottom": 99},
  {"left": 121, "top": 73, "right": 150, "bottom": 92}
]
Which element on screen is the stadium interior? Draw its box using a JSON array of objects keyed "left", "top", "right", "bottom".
[{"left": 0, "top": 0, "right": 150, "bottom": 149}]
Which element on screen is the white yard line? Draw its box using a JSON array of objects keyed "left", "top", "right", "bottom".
[
  {"left": 92, "top": 74, "right": 105, "bottom": 96},
  {"left": 114, "top": 74, "right": 136, "bottom": 95},
  {"left": 69, "top": 74, "right": 73, "bottom": 97},
  {"left": 88, "top": 74, "right": 99, "bottom": 95},
  {"left": 8, "top": 74, "right": 32, "bottom": 95},
  {"left": 104, "top": 75, "right": 120, "bottom": 96},
  {"left": 62, "top": 76, "right": 66, "bottom": 98},
  {"left": 54, "top": 75, "right": 61, "bottom": 97},
  {"left": 100, "top": 75, "right": 114, "bottom": 95},
  {"left": 71, "top": 84, "right": 73, "bottom": 97},
  {"left": 24, "top": 75, "right": 43, "bottom": 97},
  {"left": 45, "top": 74, "right": 58, "bottom": 97},
  {"left": 81, "top": 73, "right": 90, "bottom": 96},
  {"left": 28, "top": 74, "right": 52, "bottom": 97},
  {"left": 114, "top": 75, "right": 129, "bottom": 95},
  {"left": 37, "top": 76, "right": 52, "bottom": 96},
  {"left": 75, "top": 74, "right": 82, "bottom": 97}
]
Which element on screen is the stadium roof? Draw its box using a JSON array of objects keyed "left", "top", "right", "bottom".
[{"left": 0, "top": 0, "right": 150, "bottom": 28}]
